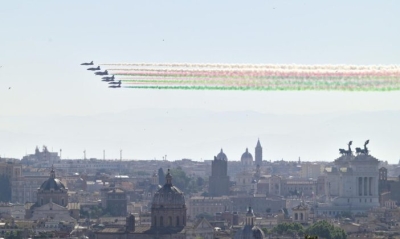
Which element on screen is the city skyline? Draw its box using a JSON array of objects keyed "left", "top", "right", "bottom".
[{"left": 2, "top": 107, "right": 399, "bottom": 163}]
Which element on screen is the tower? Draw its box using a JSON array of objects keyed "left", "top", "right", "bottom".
[
  {"left": 151, "top": 171, "right": 159, "bottom": 185},
  {"left": 209, "top": 149, "right": 230, "bottom": 196},
  {"left": 255, "top": 139, "right": 262, "bottom": 165}
]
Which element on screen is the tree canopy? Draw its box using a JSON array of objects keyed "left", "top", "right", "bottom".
[
  {"left": 158, "top": 168, "right": 165, "bottom": 185},
  {"left": 272, "top": 222, "right": 305, "bottom": 236},
  {"left": 160, "top": 167, "right": 204, "bottom": 194},
  {"left": 270, "top": 221, "right": 347, "bottom": 239},
  {"left": 305, "top": 220, "right": 347, "bottom": 239}
]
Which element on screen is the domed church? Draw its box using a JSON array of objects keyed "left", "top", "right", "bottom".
[
  {"left": 37, "top": 166, "right": 68, "bottom": 207},
  {"left": 25, "top": 166, "right": 78, "bottom": 224},
  {"left": 241, "top": 148, "right": 253, "bottom": 166},
  {"left": 234, "top": 207, "right": 265, "bottom": 239},
  {"left": 151, "top": 169, "right": 186, "bottom": 233}
]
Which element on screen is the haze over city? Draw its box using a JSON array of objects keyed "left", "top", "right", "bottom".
[{"left": 1, "top": 0, "right": 400, "bottom": 162}]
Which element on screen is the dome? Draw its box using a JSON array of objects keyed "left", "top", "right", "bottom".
[
  {"left": 234, "top": 207, "right": 264, "bottom": 239},
  {"left": 152, "top": 169, "right": 185, "bottom": 206},
  {"left": 217, "top": 148, "right": 228, "bottom": 161},
  {"left": 39, "top": 167, "right": 66, "bottom": 191},
  {"left": 234, "top": 226, "right": 265, "bottom": 239},
  {"left": 241, "top": 148, "right": 253, "bottom": 161},
  {"left": 39, "top": 178, "right": 66, "bottom": 191}
]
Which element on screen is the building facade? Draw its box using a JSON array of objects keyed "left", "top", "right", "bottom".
[{"left": 317, "top": 141, "right": 380, "bottom": 215}]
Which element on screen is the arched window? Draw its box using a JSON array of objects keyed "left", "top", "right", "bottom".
[
  {"left": 294, "top": 213, "right": 298, "bottom": 220},
  {"left": 160, "top": 216, "right": 164, "bottom": 226},
  {"left": 61, "top": 198, "right": 64, "bottom": 206},
  {"left": 176, "top": 216, "right": 179, "bottom": 226},
  {"left": 300, "top": 213, "right": 304, "bottom": 220},
  {"left": 154, "top": 216, "right": 157, "bottom": 227}
]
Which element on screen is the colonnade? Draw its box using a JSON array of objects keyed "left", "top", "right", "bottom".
[{"left": 358, "top": 177, "right": 373, "bottom": 196}]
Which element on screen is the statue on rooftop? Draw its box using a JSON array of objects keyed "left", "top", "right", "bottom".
[
  {"left": 339, "top": 141, "right": 353, "bottom": 156},
  {"left": 355, "top": 140, "right": 370, "bottom": 155}
]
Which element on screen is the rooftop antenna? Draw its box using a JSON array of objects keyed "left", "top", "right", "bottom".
[
  {"left": 103, "top": 150, "right": 105, "bottom": 160},
  {"left": 83, "top": 150, "right": 86, "bottom": 160},
  {"left": 60, "top": 149, "right": 62, "bottom": 159}
]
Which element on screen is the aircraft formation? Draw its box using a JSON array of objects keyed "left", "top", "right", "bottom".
[{"left": 80, "top": 61, "right": 121, "bottom": 88}]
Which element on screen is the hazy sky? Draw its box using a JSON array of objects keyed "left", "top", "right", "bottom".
[{"left": 1, "top": 1, "right": 400, "bottom": 162}]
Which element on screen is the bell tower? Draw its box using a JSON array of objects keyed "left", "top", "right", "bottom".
[{"left": 255, "top": 139, "right": 263, "bottom": 165}]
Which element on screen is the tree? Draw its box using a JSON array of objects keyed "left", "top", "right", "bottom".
[
  {"left": 158, "top": 168, "right": 165, "bottom": 185},
  {"left": 169, "top": 168, "right": 191, "bottom": 192},
  {"left": 272, "top": 222, "right": 304, "bottom": 236},
  {"left": 197, "top": 177, "right": 205, "bottom": 187},
  {"left": 305, "top": 220, "right": 347, "bottom": 239},
  {"left": 201, "top": 191, "right": 210, "bottom": 197}
]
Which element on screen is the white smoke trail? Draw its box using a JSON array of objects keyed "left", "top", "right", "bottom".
[{"left": 100, "top": 63, "right": 400, "bottom": 71}]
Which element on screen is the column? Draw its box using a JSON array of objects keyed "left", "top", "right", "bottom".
[
  {"left": 369, "top": 177, "right": 372, "bottom": 196},
  {"left": 364, "top": 177, "right": 368, "bottom": 196}
]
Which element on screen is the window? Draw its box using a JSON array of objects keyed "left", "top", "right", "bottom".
[
  {"left": 160, "top": 216, "right": 163, "bottom": 226},
  {"left": 176, "top": 216, "right": 180, "bottom": 226}
]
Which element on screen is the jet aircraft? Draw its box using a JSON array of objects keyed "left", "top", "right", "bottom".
[
  {"left": 109, "top": 82, "right": 121, "bottom": 88},
  {"left": 108, "top": 80, "right": 121, "bottom": 85},
  {"left": 81, "top": 61, "right": 94, "bottom": 65},
  {"left": 87, "top": 66, "right": 100, "bottom": 71},
  {"left": 95, "top": 70, "right": 108, "bottom": 75},
  {"left": 102, "top": 75, "right": 115, "bottom": 81}
]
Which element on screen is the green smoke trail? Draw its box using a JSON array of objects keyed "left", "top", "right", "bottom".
[
  {"left": 123, "top": 85, "right": 400, "bottom": 91},
  {"left": 121, "top": 77, "right": 400, "bottom": 90}
]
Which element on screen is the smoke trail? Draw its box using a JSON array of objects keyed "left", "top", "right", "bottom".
[
  {"left": 101, "top": 63, "right": 400, "bottom": 70},
  {"left": 97, "top": 63, "right": 400, "bottom": 91},
  {"left": 123, "top": 85, "right": 400, "bottom": 91}
]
